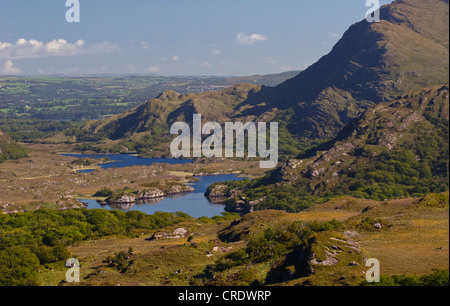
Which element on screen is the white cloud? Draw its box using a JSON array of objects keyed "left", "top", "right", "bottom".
[
  {"left": 0, "top": 38, "right": 120, "bottom": 59},
  {"left": 45, "top": 39, "right": 84, "bottom": 55},
  {"left": 200, "top": 61, "right": 212, "bottom": 67},
  {"left": 171, "top": 55, "right": 180, "bottom": 61},
  {"left": 0, "top": 42, "right": 13, "bottom": 50},
  {"left": 212, "top": 49, "right": 221, "bottom": 55},
  {"left": 1, "top": 60, "right": 21, "bottom": 75},
  {"left": 236, "top": 33, "right": 268, "bottom": 46}
]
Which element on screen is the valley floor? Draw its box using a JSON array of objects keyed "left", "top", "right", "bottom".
[
  {"left": 1, "top": 143, "right": 448, "bottom": 286},
  {"left": 0, "top": 143, "right": 265, "bottom": 213}
]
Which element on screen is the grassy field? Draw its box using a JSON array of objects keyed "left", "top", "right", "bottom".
[{"left": 33, "top": 195, "right": 448, "bottom": 286}]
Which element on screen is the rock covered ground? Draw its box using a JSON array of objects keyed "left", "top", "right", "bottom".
[
  {"left": 0, "top": 143, "right": 267, "bottom": 213},
  {"left": 0, "top": 143, "right": 191, "bottom": 213}
]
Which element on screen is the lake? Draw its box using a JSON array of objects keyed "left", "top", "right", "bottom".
[
  {"left": 62, "top": 153, "right": 193, "bottom": 172},
  {"left": 62, "top": 154, "right": 246, "bottom": 218}
]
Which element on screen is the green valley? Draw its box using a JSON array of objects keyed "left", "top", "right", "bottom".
[{"left": 0, "top": 0, "right": 448, "bottom": 289}]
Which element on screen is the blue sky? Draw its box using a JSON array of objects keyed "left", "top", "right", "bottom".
[{"left": 0, "top": 0, "right": 393, "bottom": 76}]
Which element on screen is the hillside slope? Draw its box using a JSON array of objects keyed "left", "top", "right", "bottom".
[
  {"left": 0, "top": 130, "right": 28, "bottom": 163},
  {"left": 237, "top": 0, "right": 449, "bottom": 139},
  {"left": 213, "top": 84, "right": 449, "bottom": 212},
  {"left": 81, "top": 0, "right": 449, "bottom": 156}
]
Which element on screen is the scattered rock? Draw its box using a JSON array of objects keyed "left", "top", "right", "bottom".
[
  {"left": 138, "top": 188, "right": 164, "bottom": 199},
  {"left": 206, "top": 184, "right": 229, "bottom": 198},
  {"left": 173, "top": 228, "right": 188, "bottom": 237},
  {"left": 310, "top": 251, "right": 339, "bottom": 266},
  {"left": 147, "top": 232, "right": 168, "bottom": 241},
  {"left": 212, "top": 246, "right": 233, "bottom": 253},
  {"left": 110, "top": 195, "right": 136, "bottom": 204},
  {"left": 166, "top": 184, "right": 195, "bottom": 195}
]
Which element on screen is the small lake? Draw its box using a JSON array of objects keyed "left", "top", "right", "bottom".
[
  {"left": 62, "top": 154, "right": 246, "bottom": 218},
  {"left": 62, "top": 153, "right": 192, "bottom": 172}
]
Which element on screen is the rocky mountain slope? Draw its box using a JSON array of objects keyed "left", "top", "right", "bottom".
[
  {"left": 280, "top": 84, "right": 449, "bottom": 194},
  {"left": 210, "top": 84, "right": 449, "bottom": 212},
  {"left": 81, "top": 0, "right": 449, "bottom": 156}
]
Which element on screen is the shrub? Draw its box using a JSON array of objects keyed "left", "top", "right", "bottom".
[
  {"left": 93, "top": 187, "right": 114, "bottom": 198},
  {"left": 0, "top": 247, "right": 41, "bottom": 286}
]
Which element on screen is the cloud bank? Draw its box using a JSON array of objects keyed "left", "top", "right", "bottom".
[
  {"left": 236, "top": 33, "right": 268, "bottom": 45},
  {"left": 0, "top": 38, "right": 120, "bottom": 59},
  {"left": 1, "top": 60, "right": 21, "bottom": 75}
]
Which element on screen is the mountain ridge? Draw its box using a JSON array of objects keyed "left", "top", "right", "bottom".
[
  {"left": 80, "top": 0, "right": 449, "bottom": 156},
  {"left": 215, "top": 84, "right": 449, "bottom": 213}
]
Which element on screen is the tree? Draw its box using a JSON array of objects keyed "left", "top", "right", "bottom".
[{"left": 0, "top": 247, "right": 41, "bottom": 286}]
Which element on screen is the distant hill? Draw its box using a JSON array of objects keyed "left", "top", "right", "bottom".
[
  {"left": 81, "top": 0, "right": 449, "bottom": 157},
  {"left": 0, "top": 72, "right": 299, "bottom": 121},
  {"left": 218, "top": 84, "right": 449, "bottom": 212},
  {"left": 223, "top": 71, "right": 301, "bottom": 87},
  {"left": 0, "top": 130, "right": 28, "bottom": 163}
]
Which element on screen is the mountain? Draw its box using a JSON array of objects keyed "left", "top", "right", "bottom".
[
  {"left": 223, "top": 70, "right": 301, "bottom": 87},
  {"left": 215, "top": 84, "right": 449, "bottom": 213},
  {"left": 0, "top": 130, "right": 28, "bottom": 163},
  {"left": 235, "top": 0, "right": 449, "bottom": 139},
  {"left": 81, "top": 0, "right": 449, "bottom": 156},
  {"left": 80, "top": 84, "right": 264, "bottom": 155}
]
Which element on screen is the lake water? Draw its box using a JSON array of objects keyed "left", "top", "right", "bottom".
[
  {"left": 62, "top": 153, "right": 192, "bottom": 172},
  {"left": 62, "top": 154, "right": 245, "bottom": 218}
]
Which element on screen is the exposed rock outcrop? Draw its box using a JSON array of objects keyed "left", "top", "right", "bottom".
[
  {"left": 138, "top": 188, "right": 165, "bottom": 199},
  {"left": 107, "top": 184, "right": 195, "bottom": 205}
]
